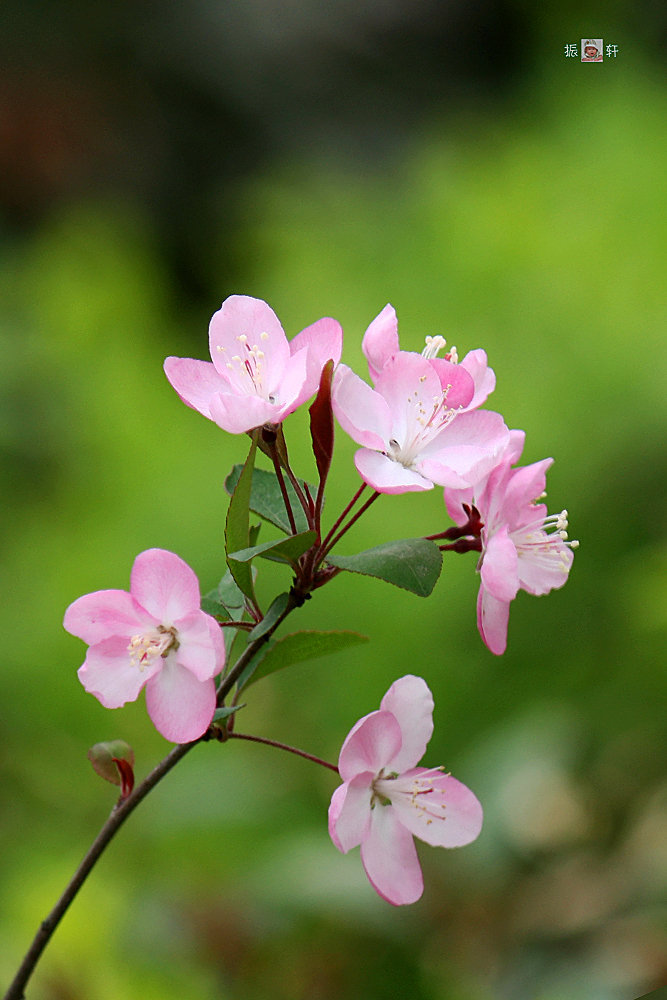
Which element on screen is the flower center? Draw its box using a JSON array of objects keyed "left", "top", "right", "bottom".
[
  {"left": 371, "top": 766, "right": 446, "bottom": 820},
  {"left": 127, "top": 625, "right": 179, "bottom": 671},
  {"left": 216, "top": 332, "right": 275, "bottom": 401},
  {"left": 386, "top": 383, "right": 460, "bottom": 469}
]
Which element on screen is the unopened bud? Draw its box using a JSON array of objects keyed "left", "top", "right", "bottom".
[{"left": 88, "top": 740, "right": 135, "bottom": 799}]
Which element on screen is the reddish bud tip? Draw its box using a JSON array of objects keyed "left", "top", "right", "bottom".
[{"left": 88, "top": 740, "right": 135, "bottom": 798}]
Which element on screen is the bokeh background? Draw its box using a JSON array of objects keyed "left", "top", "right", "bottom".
[{"left": 1, "top": 2, "right": 666, "bottom": 998}]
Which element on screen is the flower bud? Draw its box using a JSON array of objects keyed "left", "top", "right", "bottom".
[{"left": 88, "top": 741, "right": 135, "bottom": 798}]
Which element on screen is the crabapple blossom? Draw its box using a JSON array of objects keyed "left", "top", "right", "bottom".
[
  {"left": 332, "top": 350, "right": 509, "bottom": 494},
  {"left": 164, "top": 294, "right": 342, "bottom": 434},
  {"left": 361, "top": 302, "right": 496, "bottom": 410},
  {"left": 64, "top": 548, "right": 225, "bottom": 743},
  {"left": 328, "top": 675, "right": 483, "bottom": 906},
  {"left": 445, "top": 436, "right": 578, "bottom": 655}
]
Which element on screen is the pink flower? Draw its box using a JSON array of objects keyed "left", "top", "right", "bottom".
[
  {"left": 362, "top": 302, "right": 496, "bottom": 410},
  {"left": 328, "top": 675, "right": 483, "bottom": 905},
  {"left": 164, "top": 294, "right": 342, "bottom": 434},
  {"left": 64, "top": 549, "right": 225, "bottom": 743},
  {"left": 445, "top": 437, "right": 578, "bottom": 655},
  {"left": 332, "top": 350, "right": 509, "bottom": 494}
]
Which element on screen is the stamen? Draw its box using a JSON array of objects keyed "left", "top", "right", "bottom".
[
  {"left": 422, "top": 334, "right": 447, "bottom": 359},
  {"left": 127, "top": 626, "right": 178, "bottom": 671}
]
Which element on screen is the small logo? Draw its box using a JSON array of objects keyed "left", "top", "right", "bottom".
[{"left": 581, "top": 38, "right": 603, "bottom": 61}]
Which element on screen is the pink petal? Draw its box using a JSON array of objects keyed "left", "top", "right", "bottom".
[
  {"left": 518, "top": 538, "right": 574, "bottom": 595},
  {"left": 354, "top": 449, "right": 434, "bottom": 494},
  {"left": 505, "top": 429, "right": 526, "bottom": 465},
  {"left": 209, "top": 295, "right": 289, "bottom": 379},
  {"left": 443, "top": 485, "right": 475, "bottom": 525},
  {"left": 144, "top": 657, "right": 216, "bottom": 743},
  {"left": 421, "top": 410, "right": 510, "bottom": 487},
  {"left": 64, "top": 589, "right": 151, "bottom": 645},
  {"left": 78, "top": 635, "right": 158, "bottom": 708},
  {"left": 332, "top": 366, "right": 392, "bottom": 450},
  {"left": 328, "top": 783, "right": 349, "bottom": 852},
  {"left": 481, "top": 526, "right": 519, "bottom": 602},
  {"left": 360, "top": 804, "right": 423, "bottom": 905},
  {"left": 173, "top": 611, "right": 225, "bottom": 681},
  {"left": 503, "top": 459, "right": 553, "bottom": 520},
  {"left": 388, "top": 768, "right": 483, "bottom": 847},
  {"left": 130, "top": 549, "right": 201, "bottom": 624},
  {"left": 338, "top": 710, "right": 402, "bottom": 782},
  {"left": 374, "top": 353, "right": 443, "bottom": 442},
  {"left": 477, "top": 584, "right": 510, "bottom": 655},
  {"left": 458, "top": 349, "right": 496, "bottom": 410},
  {"left": 362, "top": 304, "right": 399, "bottom": 382},
  {"left": 428, "top": 357, "right": 475, "bottom": 410},
  {"left": 380, "top": 675, "right": 434, "bottom": 772},
  {"left": 289, "top": 316, "right": 343, "bottom": 396},
  {"left": 270, "top": 347, "right": 309, "bottom": 414},
  {"left": 163, "top": 357, "right": 227, "bottom": 420},
  {"left": 328, "top": 773, "right": 373, "bottom": 852},
  {"left": 209, "top": 391, "right": 278, "bottom": 433}
]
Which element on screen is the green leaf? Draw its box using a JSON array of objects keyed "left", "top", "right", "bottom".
[
  {"left": 225, "top": 434, "right": 258, "bottom": 603},
  {"left": 201, "top": 570, "right": 247, "bottom": 619},
  {"left": 211, "top": 704, "right": 245, "bottom": 724},
  {"left": 248, "top": 592, "right": 290, "bottom": 641},
  {"left": 225, "top": 465, "right": 313, "bottom": 534},
  {"left": 327, "top": 538, "right": 443, "bottom": 596},
  {"left": 237, "top": 629, "right": 369, "bottom": 690},
  {"left": 228, "top": 531, "right": 316, "bottom": 567}
]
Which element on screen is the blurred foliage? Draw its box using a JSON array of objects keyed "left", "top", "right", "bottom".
[{"left": 1, "top": 15, "right": 667, "bottom": 1000}]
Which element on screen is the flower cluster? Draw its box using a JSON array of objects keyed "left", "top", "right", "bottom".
[{"left": 63, "top": 293, "right": 576, "bottom": 906}]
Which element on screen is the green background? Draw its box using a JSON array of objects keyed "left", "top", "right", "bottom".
[{"left": 1, "top": 5, "right": 666, "bottom": 999}]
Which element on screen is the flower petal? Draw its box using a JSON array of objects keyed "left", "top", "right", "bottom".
[
  {"left": 173, "top": 611, "right": 225, "bottom": 681},
  {"left": 373, "top": 353, "right": 443, "bottom": 446},
  {"left": 428, "top": 357, "right": 475, "bottom": 410},
  {"left": 421, "top": 409, "right": 510, "bottom": 488},
  {"left": 289, "top": 316, "right": 343, "bottom": 398},
  {"left": 208, "top": 391, "right": 278, "bottom": 433},
  {"left": 78, "top": 635, "right": 157, "bottom": 708},
  {"left": 380, "top": 675, "right": 434, "bottom": 772},
  {"left": 362, "top": 303, "right": 399, "bottom": 382},
  {"left": 443, "top": 485, "right": 476, "bottom": 525},
  {"left": 163, "top": 357, "right": 226, "bottom": 420},
  {"left": 209, "top": 295, "right": 289, "bottom": 381},
  {"left": 144, "top": 657, "right": 216, "bottom": 743},
  {"left": 458, "top": 349, "right": 496, "bottom": 410},
  {"left": 332, "top": 365, "right": 392, "bottom": 451},
  {"left": 130, "top": 549, "right": 201, "bottom": 624},
  {"left": 481, "top": 525, "right": 519, "bottom": 602},
  {"left": 360, "top": 804, "right": 423, "bottom": 905},
  {"left": 388, "top": 768, "right": 483, "bottom": 848},
  {"left": 518, "top": 536, "right": 574, "bottom": 595},
  {"left": 477, "top": 584, "right": 510, "bottom": 655},
  {"left": 338, "top": 710, "right": 402, "bottom": 782},
  {"left": 269, "top": 346, "right": 309, "bottom": 415},
  {"left": 503, "top": 459, "right": 553, "bottom": 520},
  {"left": 328, "top": 772, "right": 373, "bottom": 853},
  {"left": 64, "top": 589, "right": 150, "bottom": 645},
  {"left": 354, "top": 449, "right": 434, "bottom": 494}
]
